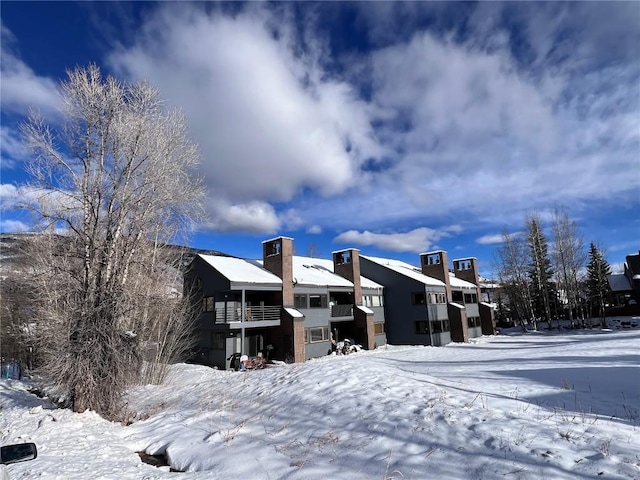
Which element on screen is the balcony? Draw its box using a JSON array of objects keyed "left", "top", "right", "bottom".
[
  {"left": 215, "top": 303, "right": 281, "bottom": 324},
  {"left": 330, "top": 304, "right": 353, "bottom": 318}
]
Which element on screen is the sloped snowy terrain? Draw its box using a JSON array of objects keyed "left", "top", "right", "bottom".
[{"left": 2, "top": 322, "right": 639, "bottom": 479}]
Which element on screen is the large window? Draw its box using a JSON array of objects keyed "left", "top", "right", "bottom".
[
  {"left": 309, "top": 294, "right": 328, "bottom": 308},
  {"left": 464, "top": 293, "right": 478, "bottom": 304},
  {"left": 427, "top": 292, "right": 447, "bottom": 304},
  {"left": 294, "top": 294, "right": 307, "bottom": 309},
  {"left": 202, "top": 296, "right": 214, "bottom": 312},
  {"left": 452, "top": 290, "right": 463, "bottom": 303},
  {"left": 305, "top": 327, "right": 330, "bottom": 343},
  {"left": 412, "top": 292, "right": 426, "bottom": 305},
  {"left": 467, "top": 317, "right": 481, "bottom": 328},
  {"left": 431, "top": 320, "right": 450, "bottom": 333}
]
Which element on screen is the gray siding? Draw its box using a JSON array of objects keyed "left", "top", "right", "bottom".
[{"left": 360, "top": 259, "right": 448, "bottom": 346}]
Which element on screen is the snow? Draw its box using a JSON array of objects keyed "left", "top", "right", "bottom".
[
  {"left": 199, "top": 255, "right": 282, "bottom": 286},
  {"left": 356, "top": 305, "right": 374, "bottom": 315},
  {"left": 283, "top": 307, "right": 304, "bottom": 318},
  {"left": 448, "top": 273, "right": 478, "bottom": 289},
  {"left": 2, "top": 321, "right": 639, "bottom": 479},
  {"left": 362, "top": 255, "right": 447, "bottom": 287},
  {"left": 291, "top": 256, "right": 353, "bottom": 288},
  {"left": 298, "top": 256, "right": 384, "bottom": 290}
]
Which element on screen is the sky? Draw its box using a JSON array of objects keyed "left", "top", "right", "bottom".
[
  {"left": 1, "top": 1, "right": 639, "bottom": 277},
  {"left": 2, "top": 323, "right": 640, "bottom": 479}
]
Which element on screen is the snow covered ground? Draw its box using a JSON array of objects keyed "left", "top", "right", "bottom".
[{"left": 2, "top": 320, "right": 639, "bottom": 479}]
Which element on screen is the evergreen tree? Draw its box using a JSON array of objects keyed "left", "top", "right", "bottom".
[
  {"left": 586, "top": 242, "right": 612, "bottom": 328},
  {"left": 527, "top": 214, "right": 554, "bottom": 327}
]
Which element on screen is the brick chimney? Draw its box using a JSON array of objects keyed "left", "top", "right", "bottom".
[
  {"left": 333, "top": 249, "right": 362, "bottom": 305},
  {"left": 262, "top": 237, "right": 294, "bottom": 307},
  {"left": 453, "top": 257, "right": 479, "bottom": 285},
  {"left": 420, "top": 250, "right": 451, "bottom": 301}
]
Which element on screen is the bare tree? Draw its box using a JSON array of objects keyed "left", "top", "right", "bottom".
[
  {"left": 494, "top": 228, "right": 535, "bottom": 330},
  {"left": 551, "top": 208, "right": 587, "bottom": 326},
  {"left": 21, "top": 65, "right": 204, "bottom": 418}
]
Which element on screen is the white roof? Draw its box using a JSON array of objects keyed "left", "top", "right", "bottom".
[
  {"left": 301, "top": 256, "right": 384, "bottom": 289},
  {"left": 361, "top": 255, "right": 446, "bottom": 288},
  {"left": 608, "top": 274, "right": 632, "bottom": 292},
  {"left": 199, "top": 255, "right": 282, "bottom": 286},
  {"left": 284, "top": 307, "right": 304, "bottom": 318},
  {"left": 449, "top": 302, "right": 465, "bottom": 309},
  {"left": 356, "top": 305, "right": 374, "bottom": 315},
  {"left": 449, "top": 273, "right": 478, "bottom": 289},
  {"left": 292, "top": 256, "right": 354, "bottom": 287}
]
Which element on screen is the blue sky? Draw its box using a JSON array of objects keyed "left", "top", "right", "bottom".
[{"left": 1, "top": 1, "right": 638, "bottom": 276}]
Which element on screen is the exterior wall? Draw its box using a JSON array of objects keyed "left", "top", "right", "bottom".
[
  {"left": 480, "top": 303, "right": 496, "bottom": 335},
  {"left": 333, "top": 249, "right": 362, "bottom": 304},
  {"left": 464, "top": 302, "right": 480, "bottom": 318},
  {"left": 360, "top": 258, "right": 450, "bottom": 346},
  {"left": 354, "top": 308, "right": 375, "bottom": 350},
  {"left": 263, "top": 237, "right": 294, "bottom": 306},
  {"left": 420, "top": 251, "right": 451, "bottom": 301},
  {"left": 467, "top": 326, "right": 482, "bottom": 338},
  {"left": 448, "top": 304, "right": 468, "bottom": 343}
]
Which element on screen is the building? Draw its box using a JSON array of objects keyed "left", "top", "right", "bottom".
[
  {"left": 360, "top": 251, "right": 495, "bottom": 346},
  {"left": 608, "top": 250, "right": 640, "bottom": 314},
  {"left": 184, "top": 237, "right": 386, "bottom": 369}
]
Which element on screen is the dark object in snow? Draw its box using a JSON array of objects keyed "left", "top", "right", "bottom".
[{"left": 0, "top": 443, "right": 37, "bottom": 465}]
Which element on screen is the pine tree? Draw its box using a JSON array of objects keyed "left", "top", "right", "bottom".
[
  {"left": 527, "top": 214, "right": 554, "bottom": 328},
  {"left": 586, "top": 242, "right": 611, "bottom": 328}
]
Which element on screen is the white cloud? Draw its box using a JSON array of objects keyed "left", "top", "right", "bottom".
[
  {"left": 0, "top": 219, "right": 30, "bottom": 233},
  {"left": 108, "top": 4, "right": 385, "bottom": 212},
  {"left": 334, "top": 226, "right": 460, "bottom": 253},
  {"left": 203, "top": 199, "right": 280, "bottom": 234},
  {"left": 476, "top": 234, "right": 504, "bottom": 245},
  {"left": 0, "top": 23, "right": 60, "bottom": 116},
  {"left": 306, "top": 225, "right": 322, "bottom": 234}
]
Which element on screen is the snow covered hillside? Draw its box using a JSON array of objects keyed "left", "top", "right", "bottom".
[{"left": 2, "top": 325, "right": 639, "bottom": 479}]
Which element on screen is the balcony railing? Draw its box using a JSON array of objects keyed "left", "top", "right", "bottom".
[
  {"left": 330, "top": 304, "right": 353, "bottom": 318},
  {"left": 215, "top": 303, "right": 281, "bottom": 323}
]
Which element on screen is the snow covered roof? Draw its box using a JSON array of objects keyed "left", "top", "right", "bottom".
[
  {"left": 292, "top": 256, "right": 354, "bottom": 287},
  {"left": 284, "top": 307, "right": 304, "bottom": 318},
  {"left": 356, "top": 305, "right": 374, "bottom": 315},
  {"left": 301, "top": 256, "right": 384, "bottom": 290},
  {"left": 608, "top": 274, "right": 632, "bottom": 292},
  {"left": 449, "top": 302, "right": 465, "bottom": 309},
  {"left": 448, "top": 273, "right": 478, "bottom": 289},
  {"left": 199, "top": 255, "right": 282, "bottom": 286},
  {"left": 361, "top": 255, "right": 446, "bottom": 288}
]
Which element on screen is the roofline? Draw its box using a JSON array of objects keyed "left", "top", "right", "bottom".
[
  {"left": 420, "top": 250, "right": 446, "bottom": 255},
  {"left": 451, "top": 257, "right": 478, "bottom": 262},
  {"left": 261, "top": 236, "right": 294, "bottom": 244},
  {"left": 331, "top": 248, "right": 360, "bottom": 254}
]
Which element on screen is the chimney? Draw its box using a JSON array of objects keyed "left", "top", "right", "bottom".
[
  {"left": 420, "top": 250, "right": 451, "bottom": 302},
  {"left": 262, "top": 237, "right": 294, "bottom": 307},
  {"left": 453, "top": 258, "right": 479, "bottom": 286},
  {"left": 333, "top": 249, "right": 362, "bottom": 305}
]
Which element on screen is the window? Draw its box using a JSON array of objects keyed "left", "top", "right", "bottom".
[
  {"left": 294, "top": 294, "right": 307, "bottom": 309},
  {"left": 427, "top": 292, "right": 446, "bottom": 304},
  {"left": 415, "top": 321, "right": 429, "bottom": 334},
  {"left": 467, "top": 317, "right": 480, "bottom": 328},
  {"left": 452, "top": 290, "right": 463, "bottom": 303},
  {"left": 202, "top": 296, "right": 214, "bottom": 312},
  {"left": 412, "top": 292, "right": 426, "bottom": 305},
  {"left": 309, "top": 294, "right": 328, "bottom": 308},
  {"left": 305, "top": 327, "right": 330, "bottom": 343},
  {"left": 430, "top": 320, "right": 450, "bottom": 333},
  {"left": 372, "top": 295, "right": 382, "bottom": 307},
  {"left": 374, "top": 323, "right": 385, "bottom": 334},
  {"left": 363, "top": 295, "right": 372, "bottom": 307},
  {"left": 211, "top": 332, "right": 225, "bottom": 350},
  {"left": 464, "top": 293, "right": 478, "bottom": 304}
]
